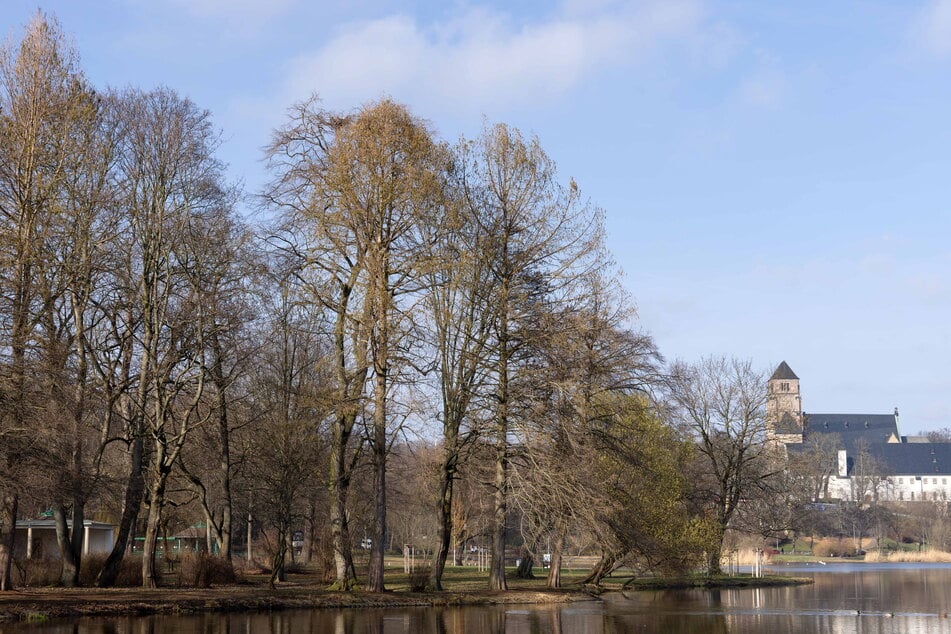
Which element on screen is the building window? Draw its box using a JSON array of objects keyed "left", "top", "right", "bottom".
[
  {"left": 944, "top": 478, "right": 947, "bottom": 485},
  {"left": 781, "top": 382, "right": 789, "bottom": 392},
  {"left": 911, "top": 492, "right": 915, "bottom": 500},
  {"left": 898, "top": 478, "right": 903, "bottom": 485}
]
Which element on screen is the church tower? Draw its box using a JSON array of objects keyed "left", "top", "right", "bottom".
[{"left": 767, "top": 361, "right": 803, "bottom": 444}]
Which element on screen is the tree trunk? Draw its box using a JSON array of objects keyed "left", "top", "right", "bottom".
[
  {"left": 329, "top": 416, "right": 357, "bottom": 590},
  {"left": 515, "top": 552, "right": 534, "bottom": 579},
  {"left": 580, "top": 554, "right": 617, "bottom": 586},
  {"left": 53, "top": 503, "right": 83, "bottom": 586},
  {"left": 489, "top": 440, "right": 508, "bottom": 590},
  {"left": 489, "top": 278, "right": 510, "bottom": 592},
  {"left": 707, "top": 550, "right": 722, "bottom": 576},
  {"left": 0, "top": 493, "right": 17, "bottom": 590},
  {"left": 97, "top": 434, "right": 144, "bottom": 587},
  {"left": 546, "top": 532, "right": 564, "bottom": 589},
  {"left": 301, "top": 502, "right": 316, "bottom": 565},
  {"left": 707, "top": 524, "right": 725, "bottom": 576},
  {"left": 211, "top": 332, "right": 233, "bottom": 561},
  {"left": 367, "top": 411, "right": 387, "bottom": 592},
  {"left": 269, "top": 522, "right": 288, "bottom": 588},
  {"left": 430, "top": 448, "right": 455, "bottom": 591},
  {"left": 142, "top": 476, "right": 167, "bottom": 588}
]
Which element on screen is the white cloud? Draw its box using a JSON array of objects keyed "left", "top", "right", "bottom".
[
  {"left": 279, "top": 1, "right": 706, "bottom": 114},
  {"left": 910, "top": 0, "right": 951, "bottom": 58}
]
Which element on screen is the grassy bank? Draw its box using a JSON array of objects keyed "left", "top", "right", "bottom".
[
  {"left": 0, "top": 563, "right": 813, "bottom": 623},
  {"left": 604, "top": 575, "right": 812, "bottom": 591}
]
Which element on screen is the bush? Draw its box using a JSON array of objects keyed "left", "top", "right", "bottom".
[
  {"left": 179, "top": 551, "right": 235, "bottom": 588},
  {"left": 12, "top": 558, "right": 59, "bottom": 587},
  {"left": 812, "top": 538, "right": 859, "bottom": 558},
  {"left": 407, "top": 565, "right": 431, "bottom": 592},
  {"left": 80, "top": 553, "right": 143, "bottom": 587}
]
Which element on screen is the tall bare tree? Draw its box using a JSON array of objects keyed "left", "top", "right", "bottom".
[
  {"left": 0, "top": 13, "right": 97, "bottom": 589},
  {"left": 37, "top": 86, "right": 118, "bottom": 586},
  {"left": 108, "top": 87, "right": 231, "bottom": 587},
  {"left": 420, "top": 157, "right": 495, "bottom": 590},
  {"left": 457, "top": 124, "right": 602, "bottom": 590},
  {"left": 176, "top": 211, "right": 256, "bottom": 566},
  {"left": 248, "top": 274, "right": 329, "bottom": 587},
  {"left": 266, "top": 97, "right": 444, "bottom": 591}
]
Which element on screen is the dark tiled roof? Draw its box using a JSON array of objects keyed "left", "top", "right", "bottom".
[
  {"left": 867, "top": 443, "right": 951, "bottom": 476},
  {"left": 770, "top": 361, "right": 799, "bottom": 381},
  {"left": 803, "top": 413, "right": 897, "bottom": 452},
  {"left": 786, "top": 438, "right": 951, "bottom": 476}
]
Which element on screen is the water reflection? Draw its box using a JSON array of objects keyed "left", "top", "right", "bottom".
[{"left": 9, "top": 565, "right": 951, "bottom": 633}]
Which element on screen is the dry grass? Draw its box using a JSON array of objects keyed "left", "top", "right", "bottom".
[
  {"left": 811, "top": 538, "right": 861, "bottom": 558},
  {"left": 864, "top": 549, "right": 951, "bottom": 563}
]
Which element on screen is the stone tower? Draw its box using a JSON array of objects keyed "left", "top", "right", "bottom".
[{"left": 766, "top": 361, "right": 803, "bottom": 443}]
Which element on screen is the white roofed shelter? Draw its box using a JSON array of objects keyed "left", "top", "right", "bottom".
[{"left": 14, "top": 519, "right": 115, "bottom": 560}]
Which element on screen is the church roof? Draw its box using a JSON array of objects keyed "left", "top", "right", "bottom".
[
  {"left": 770, "top": 361, "right": 799, "bottom": 380},
  {"left": 803, "top": 413, "right": 899, "bottom": 453}
]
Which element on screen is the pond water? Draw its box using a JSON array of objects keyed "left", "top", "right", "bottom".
[{"left": 6, "top": 564, "right": 951, "bottom": 633}]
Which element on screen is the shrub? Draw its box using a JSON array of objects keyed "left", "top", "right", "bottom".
[
  {"left": 179, "top": 551, "right": 235, "bottom": 588},
  {"left": 80, "top": 553, "right": 143, "bottom": 587},
  {"left": 12, "top": 558, "right": 59, "bottom": 587},
  {"left": 812, "top": 538, "right": 859, "bottom": 558},
  {"left": 407, "top": 565, "right": 430, "bottom": 592}
]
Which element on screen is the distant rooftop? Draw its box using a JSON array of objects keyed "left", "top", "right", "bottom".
[{"left": 770, "top": 361, "right": 799, "bottom": 381}]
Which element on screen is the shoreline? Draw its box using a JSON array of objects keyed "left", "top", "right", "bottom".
[
  {"left": 0, "top": 576, "right": 813, "bottom": 622},
  {"left": 0, "top": 586, "right": 590, "bottom": 622}
]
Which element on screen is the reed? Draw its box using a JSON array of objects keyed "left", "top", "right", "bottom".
[{"left": 864, "top": 549, "right": 951, "bottom": 563}]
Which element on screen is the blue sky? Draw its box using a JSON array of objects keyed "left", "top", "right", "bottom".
[{"left": 4, "top": 1, "right": 951, "bottom": 432}]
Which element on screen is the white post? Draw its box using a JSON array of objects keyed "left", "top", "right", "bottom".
[
  {"left": 26, "top": 526, "right": 32, "bottom": 559},
  {"left": 84, "top": 524, "right": 90, "bottom": 555},
  {"left": 247, "top": 511, "right": 253, "bottom": 563}
]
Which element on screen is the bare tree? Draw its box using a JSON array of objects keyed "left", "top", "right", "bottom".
[
  {"left": 786, "top": 431, "right": 841, "bottom": 503},
  {"left": 420, "top": 156, "right": 495, "bottom": 590},
  {"left": 457, "top": 124, "right": 602, "bottom": 590},
  {"left": 266, "top": 97, "right": 444, "bottom": 591},
  {"left": 176, "top": 212, "right": 256, "bottom": 566},
  {"left": 848, "top": 439, "right": 889, "bottom": 504},
  {"left": 667, "top": 356, "right": 780, "bottom": 575},
  {"left": 108, "top": 87, "right": 231, "bottom": 587},
  {"left": 0, "top": 13, "right": 97, "bottom": 589},
  {"left": 247, "top": 274, "right": 329, "bottom": 587}
]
